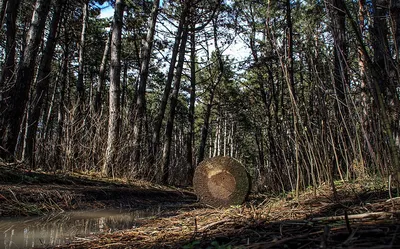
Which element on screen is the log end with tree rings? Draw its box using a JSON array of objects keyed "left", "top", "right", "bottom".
[{"left": 193, "top": 156, "right": 250, "bottom": 207}]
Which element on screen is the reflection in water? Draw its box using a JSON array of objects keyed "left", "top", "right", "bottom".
[{"left": 0, "top": 208, "right": 159, "bottom": 248}]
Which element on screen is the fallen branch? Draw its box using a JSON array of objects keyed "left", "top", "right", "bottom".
[
  {"left": 199, "top": 218, "right": 232, "bottom": 232},
  {"left": 311, "top": 211, "right": 400, "bottom": 222}
]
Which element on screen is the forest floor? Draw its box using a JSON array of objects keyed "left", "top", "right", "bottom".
[
  {"left": 1, "top": 163, "right": 400, "bottom": 248},
  {"left": 0, "top": 163, "right": 196, "bottom": 217}
]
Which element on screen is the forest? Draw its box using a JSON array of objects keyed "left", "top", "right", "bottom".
[
  {"left": 1, "top": 0, "right": 400, "bottom": 247},
  {"left": 1, "top": 0, "right": 399, "bottom": 193}
]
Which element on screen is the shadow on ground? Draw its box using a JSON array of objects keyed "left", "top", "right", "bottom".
[{"left": 0, "top": 164, "right": 197, "bottom": 217}]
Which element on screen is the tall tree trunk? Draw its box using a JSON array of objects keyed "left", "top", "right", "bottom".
[
  {"left": 285, "top": 0, "right": 301, "bottom": 198},
  {"left": 94, "top": 28, "right": 112, "bottom": 113},
  {"left": 198, "top": 89, "right": 215, "bottom": 164},
  {"left": 57, "top": 51, "right": 69, "bottom": 170},
  {"left": 102, "top": 0, "right": 124, "bottom": 177},
  {"left": 130, "top": 0, "right": 160, "bottom": 167},
  {"left": 328, "top": 0, "right": 349, "bottom": 198},
  {"left": 152, "top": 4, "right": 189, "bottom": 158},
  {"left": 372, "top": 0, "right": 390, "bottom": 93},
  {"left": 0, "top": 0, "right": 20, "bottom": 159},
  {"left": 331, "top": 0, "right": 348, "bottom": 104},
  {"left": 187, "top": 18, "right": 196, "bottom": 181},
  {"left": 197, "top": 18, "right": 224, "bottom": 164},
  {"left": 1, "top": 0, "right": 50, "bottom": 160},
  {"left": 55, "top": 14, "right": 71, "bottom": 170},
  {"left": 23, "top": 0, "right": 64, "bottom": 166},
  {"left": 286, "top": 0, "right": 295, "bottom": 99},
  {"left": 371, "top": 0, "right": 400, "bottom": 180},
  {"left": 161, "top": 22, "right": 189, "bottom": 184},
  {"left": 121, "top": 61, "right": 128, "bottom": 123},
  {"left": 358, "top": 0, "right": 368, "bottom": 118},
  {"left": 76, "top": 0, "right": 88, "bottom": 109}
]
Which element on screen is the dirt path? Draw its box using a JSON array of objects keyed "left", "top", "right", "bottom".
[{"left": 0, "top": 165, "right": 196, "bottom": 217}]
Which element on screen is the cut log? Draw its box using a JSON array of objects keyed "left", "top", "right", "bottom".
[{"left": 193, "top": 156, "right": 250, "bottom": 207}]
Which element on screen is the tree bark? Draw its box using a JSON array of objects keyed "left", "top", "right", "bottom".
[
  {"left": 23, "top": 0, "right": 64, "bottom": 166},
  {"left": 358, "top": 0, "right": 368, "bottom": 118},
  {"left": 327, "top": 0, "right": 349, "bottom": 188},
  {"left": 76, "top": 0, "right": 89, "bottom": 109},
  {"left": 286, "top": 0, "right": 295, "bottom": 99},
  {"left": 372, "top": 0, "right": 390, "bottom": 93},
  {"left": 102, "top": 0, "right": 124, "bottom": 177},
  {"left": 161, "top": 20, "right": 189, "bottom": 184},
  {"left": 187, "top": 17, "right": 196, "bottom": 181},
  {"left": 94, "top": 28, "right": 112, "bottom": 114},
  {"left": 130, "top": 0, "right": 160, "bottom": 167},
  {"left": 198, "top": 93, "right": 214, "bottom": 164},
  {"left": 0, "top": 0, "right": 20, "bottom": 90},
  {"left": 197, "top": 18, "right": 224, "bottom": 164},
  {"left": 0, "top": 0, "right": 20, "bottom": 159},
  {"left": 55, "top": 14, "right": 71, "bottom": 170},
  {"left": 331, "top": 0, "right": 348, "bottom": 103},
  {"left": 1, "top": 0, "right": 51, "bottom": 160},
  {"left": 152, "top": 3, "right": 189, "bottom": 158}
]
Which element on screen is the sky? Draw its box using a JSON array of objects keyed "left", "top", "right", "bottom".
[
  {"left": 98, "top": 3, "right": 114, "bottom": 18},
  {"left": 99, "top": 0, "right": 164, "bottom": 18},
  {"left": 97, "top": 1, "right": 249, "bottom": 62}
]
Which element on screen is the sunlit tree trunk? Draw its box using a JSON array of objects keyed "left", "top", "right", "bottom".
[
  {"left": 102, "top": 0, "right": 124, "bottom": 177},
  {"left": 23, "top": 0, "right": 64, "bottom": 166},
  {"left": 187, "top": 17, "right": 196, "bottom": 181},
  {"left": 1, "top": 0, "right": 50, "bottom": 160},
  {"left": 358, "top": 0, "right": 368, "bottom": 118}
]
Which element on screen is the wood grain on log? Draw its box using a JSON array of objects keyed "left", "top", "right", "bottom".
[{"left": 193, "top": 156, "right": 250, "bottom": 207}]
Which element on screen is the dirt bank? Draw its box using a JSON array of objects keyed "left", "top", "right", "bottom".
[{"left": 0, "top": 164, "right": 196, "bottom": 217}]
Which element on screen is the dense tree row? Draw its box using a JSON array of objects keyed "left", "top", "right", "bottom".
[{"left": 0, "top": 0, "right": 399, "bottom": 193}]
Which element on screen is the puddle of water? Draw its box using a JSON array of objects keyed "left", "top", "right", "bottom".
[{"left": 0, "top": 208, "right": 160, "bottom": 249}]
